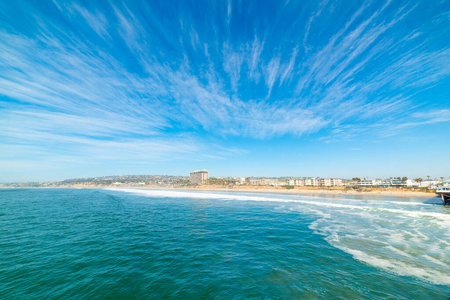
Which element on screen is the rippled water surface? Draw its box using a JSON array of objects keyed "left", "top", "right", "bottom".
[{"left": 1, "top": 188, "right": 449, "bottom": 299}]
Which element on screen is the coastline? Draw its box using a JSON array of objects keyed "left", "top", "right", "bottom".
[
  {"left": 0, "top": 184, "right": 437, "bottom": 198},
  {"left": 94, "top": 184, "right": 436, "bottom": 198},
  {"left": 185, "top": 187, "right": 435, "bottom": 198}
]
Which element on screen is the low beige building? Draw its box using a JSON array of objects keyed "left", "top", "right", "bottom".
[
  {"left": 304, "top": 178, "right": 319, "bottom": 186},
  {"left": 288, "top": 179, "right": 305, "bottom": 186},
  {"left": 288, "top": 178, "right": 343, "bottom": 187},
  {"left": 250, "top": 178, "right": 270, "bottom": 185},
  {"left": 190, "top": 170, "right": 209, "bottom": 184},
  {"left": 319, "top": 178, "right": 343, "bottom": 187}
]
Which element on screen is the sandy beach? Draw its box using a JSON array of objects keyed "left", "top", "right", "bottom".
[
  {"left": 107, "top": 184, "right": 436, "bottom": 198},
  {"left": 1, "top": 184, "right": 437, "bottom": 198}
]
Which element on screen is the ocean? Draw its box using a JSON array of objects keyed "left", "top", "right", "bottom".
[{"left": 0, "top": 188, "right": 449, "bottom": 299}]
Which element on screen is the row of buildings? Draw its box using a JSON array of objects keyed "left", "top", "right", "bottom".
[
  {"left": 292, "top": 178, "right": 343, "bottom": 187},
  {"left": 249, "top": 177, "right": 343, "bottom": 187},
  {"left": 356, "top": 179, "right": 444, "bottom": 188},
  {"left": 190, "top": 170, "right": 344, "bottom": 187},
  {"left": 189, "top": 170, "right": 448, "bottom": 189}
]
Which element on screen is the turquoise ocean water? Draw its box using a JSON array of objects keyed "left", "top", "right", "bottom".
[{"left": 0, "top": 188, "right": 449, "bottom": 299}]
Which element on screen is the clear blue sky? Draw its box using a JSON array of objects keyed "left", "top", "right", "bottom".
[{"left": 1, "top": 0, "right": 449, "bottom": 182}]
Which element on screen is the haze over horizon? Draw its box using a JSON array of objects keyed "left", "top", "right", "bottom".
[{"left": 1, "top": 0, "right": 449, "bottom": 183}]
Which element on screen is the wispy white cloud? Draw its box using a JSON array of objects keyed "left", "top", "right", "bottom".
[
  {"left": 264, "top": 56, "right": 280, "bottom": 98},
  {"left": 226, "top": 0, "right": 232, "bottom": 25},
  {"left": 112, "top": 3, "right": 145, "bottom": 52},
  {"left": 222, "top": 43, "right": 244, "bottom": 92},
  {"left": 190, "top": 27, "right": 201, "bottom": 51},
  {"left": 320, "top": 108, "right": 450, "bottom": 142},
  {"left": 0, "top": 0, "right": 449, "bottom": 176},
  {"left": 376, "top": 109, "right": 450, "bottom": 137},
  {"left": 2, "top": 1, "right": 447, "bottom": 143},
  {"left": 247, "top": 35, "right": 264, "bottom": 82},
  {"left": 72, "top": 4, "right": 110, "bottom": 39},
  {"left": 279, "top": 47, "right": 297, "bottom": 85},
  {"left": 303, "top": 0, "right": 329, "bottom": 51}
]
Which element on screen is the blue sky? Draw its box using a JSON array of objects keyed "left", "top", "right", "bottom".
[{"left": 1, "top": 0, "right": 449, "bottom": 182}]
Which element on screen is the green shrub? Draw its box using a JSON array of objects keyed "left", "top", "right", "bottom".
[{"left": 283, "top": 185, "right": 295, "bottom": 189}]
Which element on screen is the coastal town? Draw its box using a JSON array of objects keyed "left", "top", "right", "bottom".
[
  {"left": 189, "top": 169, "right": 449, "bottom": 189},
  {"left": 2, "top": 169, "right": 449, "bottom": 191}
]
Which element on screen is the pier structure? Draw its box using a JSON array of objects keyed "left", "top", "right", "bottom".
[{"left": 436, "top": 190, "right": 450, "bottom": 206}]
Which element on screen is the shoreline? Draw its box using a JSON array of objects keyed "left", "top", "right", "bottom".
[
  {"left": 2, "top": 184, "right": 435, "bottom": 198},
  {"left": 183, "top": 187, "right": 435, "bottom": 198},
  {"left": 133, "top": 186, "right": 436, "bottom": 198}
]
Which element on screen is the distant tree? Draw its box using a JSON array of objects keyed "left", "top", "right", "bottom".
[
  {"left": 440, "top": 177, "right": 444, "bottom": 181},
  {"left": 415, "top": 178, "right": 423, "bottom": 183},
  {"left": 402, "top": 177, "right": 408, "bottom": 182},
  {"left": 427, "top": 175, "right": 431, "bottom": 180},
  {"left": 352, "top": 177, "right": 361, "bottom": 182}
]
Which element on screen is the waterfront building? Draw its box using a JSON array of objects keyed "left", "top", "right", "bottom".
[
  {"left": 357, "top": 180, "right": 376, "bottom": 187},
  {"left": 297, "top": 179, "right": 305, "bottom": 186},
  {"left": 235, "top": 177, "right": 246, "bottom": 185},
  {"left": 319, "top": 178, "right": 330, "bottom": 186},
  {"left": 378, "top": 179, "right": 406, "bottom": 187},
  {"left": 406, "top": 180, "right": 419, "bottom": 187},
  {"left": 334, "top": 178, "right": 344, "bottom": 186},
  {"left": 418, "top": 180, "right": 440, "bottom": 188},
  {"left": 439, "top": 180, "right": 450, "bottom": 188},
  {"left": 269, "top": 180, "right": 286, "bottom": 186},
  {"left": 318, "top": 178, "right": 343, "bottom": 187},
  {"left": 190, "top": 170, "right": 209, "bottom": 184},
  {"left": 391, "top": 179, "right": 406, "bottom": 187},
  {"left": 289, "top": 178, "right": 342, "bottom": 187},
  {"left": 250, "top": 178, "right": 270, "bottom": 185},
  {"left": 295, "top": 179, "right": 305, "bottom": 186},
  {"left": 249, "top": 178, "right": 284, "bottom": 186},
  {"left": 379, "top": 180, "right": 391, "bottom": 187},
  {"left": 304, "top": 178, "right": 319, "bottom": 186},
  {"left": 288, "top": 179, "right": 305, "bottom": 186}
]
